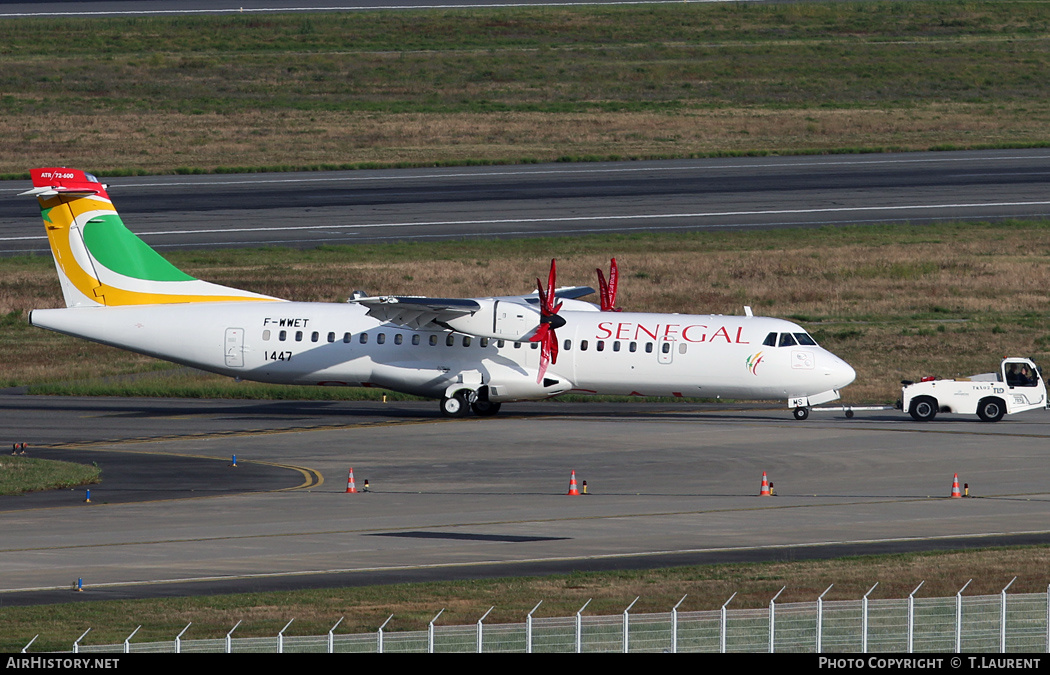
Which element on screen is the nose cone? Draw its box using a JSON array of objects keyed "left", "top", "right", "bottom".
[{"left": 826, "top": 354, "right": 856, "bottom": 390}]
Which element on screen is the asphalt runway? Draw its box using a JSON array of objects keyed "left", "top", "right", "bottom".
[
  {"left": 4, "top": 150, "right": 1050, "bottom": 255},
  {"left": 1, "top": 394, "right": 1048, "bottom": 605}
]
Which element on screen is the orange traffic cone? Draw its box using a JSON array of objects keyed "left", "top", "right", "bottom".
[
  {"left": 346, "top": 467, "right": 358, "bottom": 494},
  {"left": 950, "top": 473, "right": 962, "bottom": 498},
  {"left": 759, "top": 471, "right": 771, "bottom": 497},
  {"left": 567, "top": 470, "right": 580, "bottom": 496}
]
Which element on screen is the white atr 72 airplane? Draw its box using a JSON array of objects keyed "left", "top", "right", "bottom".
[{"left": 23, "top": 168, "right": 855, "bottom": 419}]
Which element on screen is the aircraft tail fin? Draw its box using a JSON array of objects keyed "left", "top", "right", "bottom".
[{"left": 23, "top": 168, "right": 278, "bottom": 307}]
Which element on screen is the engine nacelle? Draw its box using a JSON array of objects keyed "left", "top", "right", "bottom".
[{"left": 443, "top": 299, "right": 541, "bottom": 342}]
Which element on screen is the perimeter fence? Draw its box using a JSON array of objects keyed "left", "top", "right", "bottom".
[{"left": 35, "top": 583, "right": 1050, "bottom": 654}]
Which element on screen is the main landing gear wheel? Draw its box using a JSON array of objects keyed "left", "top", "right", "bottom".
[
  {"left": 909, "top": 395, "right": 938, "bottom": 421},
  {"left": 793, "top": 407, "right": 810, "bottom": 421},
  {"left": 440, "top": 390, "right": 473, "bottom": 418},
  {"left": 471, "top": 399, "right": 502, "bottom": 417},
  {"left": 976, "top": 397, "right": 1006, "bottom": 423}
]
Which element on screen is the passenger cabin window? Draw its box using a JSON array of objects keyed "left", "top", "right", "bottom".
[
  {"left": 359, "top": 333, "right": 368, "bottom": 344},
  {"left": 394, "top": 334, "right": 403, "bottom": 345},
  {"left": 563, "top": 339, "right": 572, "bottom": 351},
  {"left": 377, "top": 333, "right": 386, "bottom": 345},
  {"left": 343, "top": 332, "right": 352, "bottom": 343},
  {"left": 596, "top": 340, "right": 605, "bottom": 352},
  {"left": 279, "top": 330, "right": 287, "bottom": 341},
  {"left": 295, "top": 331, "right": 303, "bottom": 342},
  {"left": 580, "top": 340, "right": 588, "bottom": 351},
  {"left": 327, "top": 332, "right": 335, "bottom": 343},
  {"left": 429, "top": 335, "right": 438, "bottom": 346},
  {"left": 262, "top": 330, "right": 271, "bottom": 341},
  {"left": 446, "top": 334, "right": 455, "bottom": 347},
  {"left": 311, "top": 331, "right": 319, "bottom": 343},
  {"left": 412, "top": 334, "right": 421, "bottom": 346}
]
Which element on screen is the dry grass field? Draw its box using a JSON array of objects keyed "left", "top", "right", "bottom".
[
  {"left": 6, "top": 104, "right": 1050, "bottom": 176},
  {"left": 1, "top": 3, "right": 1050, "bottom": 175}
]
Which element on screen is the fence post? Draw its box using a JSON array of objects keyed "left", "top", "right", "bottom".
[
  {"left": 720, "top": 593, "right": 737, "bottom": 654},
  {"left": 477, "top": 606, "right": 494, "bottom": 654},
  {"left": 575, "top": 599, "right": 591, "bottom": 654},
  {"left": 862, "top": 583, "right": 878, "bottom": 653},
  {"left": 769, "top": 586, "right": 785, "bottom": 653},
  {"left": 817, "top": 584, "right": 833, "bottom": 653},
  {"left": 123, "top": 626, "right": 140, "bottom": 654},
  {"left": 225, "top": 621, "right": 241, "bottom": 654},
  {"left": 277, "top": 619, "right": 292, "bottom": 654},
  {"left": 73, "top": 629, "right": 90, "bottom": 654},
  {"left": 428, "top": 609, "right": 445, "bottom": 654},
  {"left": 1001, "top": 577, "right": 1016, "bottom": 653},
  {"left": 671, "top": 595, "right": 688, "bottom": 654},
  {"left": 20, "top": 636, "right": 38, "bottom": 654},
  {"left": 526, "top": 601, "right": 542, "bottom": 654},
  {"left": 621, "top": 600, "right": 638, "bottom": 650},
  {"left": 908, "top": 581, "right": 925, "bottom": 654},
  {"left": 377, "top": 614, "right": 393, "bottom": 654},
  {"left": 955, "top": 579, "right": 972, "bottom": 653},
  {"left": 175, "top": 623, "right": 192, "bottom": 654},
  {"left": 328, "top": 617, "right": 343, "bottom": 654}
]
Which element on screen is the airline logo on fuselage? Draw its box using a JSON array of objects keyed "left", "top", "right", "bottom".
[
  {"left": 746, "top": 352, "right": 764, "bottom": 375},
  {"left": 596, "top": 321, "right": 749, "bottom": 344}
]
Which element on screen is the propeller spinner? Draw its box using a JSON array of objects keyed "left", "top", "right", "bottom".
[{"left": 530, "top": 259, "right": 565, "bottom": 383}]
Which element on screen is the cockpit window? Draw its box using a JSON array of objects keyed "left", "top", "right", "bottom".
[
  {"left": 778, "top": 333, "right": 798, "bottom": 347},
  {"left": 763, "top": 332, "right": 777, "bottom": 347},
  {"left": 794, "top": 333, "right": 817, "bottom": 346}
]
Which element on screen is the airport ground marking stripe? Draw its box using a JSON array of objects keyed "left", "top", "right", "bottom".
[
  {"left": 5, "top": 527, "right": 1050, "bottom": 595},
  {"left": 40, "top": 445, "right": 323, "bottom": 490}
]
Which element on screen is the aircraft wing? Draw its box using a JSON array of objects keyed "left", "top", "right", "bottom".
[
  {"left": 501, "top": 285, "right": 596, "bottom": 305},
  {"left": 352, "top": 296, "right": 482, "bottom": 330},
  {"left": 352, "top": 286, "right": 595, "bottom": 332}
]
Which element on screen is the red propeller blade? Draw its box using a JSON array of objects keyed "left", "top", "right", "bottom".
[
  {"left": 597, "top": 258, "right": 621, "bottom": 312},
  {"left": 530, "top": 259, "right": 563, "bottom": 383}
]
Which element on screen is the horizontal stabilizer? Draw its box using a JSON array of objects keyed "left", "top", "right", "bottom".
[{"left": 20, "top": 168, "right": 108, "bottom": 198}]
